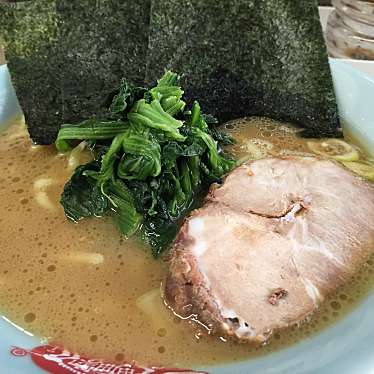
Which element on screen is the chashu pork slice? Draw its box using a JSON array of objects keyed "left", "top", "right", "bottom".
[{"left": 165, "top": 157, "right": 374, "bottom": 343}]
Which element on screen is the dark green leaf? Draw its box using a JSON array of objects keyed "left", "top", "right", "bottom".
[
  {"left": 118, "top": 154, "right": 155, "bottom": 181},
  {"left": 179, "top": 159, "right": 192, "bottom": 198},
  {"left": 108, "top": 179, "right": 143, "bottom": 237},
  {"left": 161, "top": 142, "right": 183, "bottom": 169},
  {"left": 141, "top": 218, "right": 179, "bottom": 258},
  {"left": 126, "top": 180, "right": 153, "bottom": 214},
  {"left": 181, "top": 141, "right": 206, "bottom": 157},
  {"left": 202, "top": 113, "right": 219, "bottom": 125},
  {"left": 88, "top": 132, "right": 127, "bottom": 190},
  {"left": 108, "top": 79, "right": 147, "bottom": 119},
  {"left": 188, "top": 155, "right": 201, "bottom": 189},
  {"left": 55, "top": 119, "right": 129, "bottom": 152},
  {"left": 60, "top": 161, "right": 109, "bottom": 221},
  {"left": 209, "top": 126, "right": 235, "bottom": 146},
  {"left": 121, "top": 132, "right": 161, "bottom": 177},
  {"left": 128, "top": 99, "right": 186, "bottom": 141},
  {"left": 56, "top": 70, "right": 235, "bottom": 256}
]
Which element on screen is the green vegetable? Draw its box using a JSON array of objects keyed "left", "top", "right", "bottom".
[
  {"left": 56, "top": 120, "right": 129, "bottom": 152},
  {"left": 108, "top": 179, "right": 143, "bottom": 237},
  {"left": 60, "top": 161, "right": 109, "bottom": 222},
  {"left": 120, "top": 132, "right": 162, "bottom": 180},
  {"left": 57, "top": 71, "right": 235, "bottom": 256},
  {"left": 128, "top": 99, "right": 186, "bottom": 141},
  {"left": 108, "top": 80, "right": 147, "bottom": 119}
]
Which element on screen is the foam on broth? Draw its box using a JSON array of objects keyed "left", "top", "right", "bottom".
[{"left": 0, "top": 117, "right": 373, "bottom": 368}]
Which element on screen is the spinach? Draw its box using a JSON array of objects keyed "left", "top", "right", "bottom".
[
  {"left": 57, "top": 71, "right": 236, "bottom": 256},
  {"left": 107, "top": 179, "right": 143, "bottom": 237},
  {"left": 108, "top": 80, "right": 147, "bottom": 119},
  {"left": 60, "top": 161, "right": 109, "bottom": 221},
  {"left": 128, "top": 99, "right": 186, "bottom": 141},
  {"left": 142, "top": 218, "right": 180, "bottom": 258},
  {"left": 55, "top": 120, "right": 129, "bottom": 152}
]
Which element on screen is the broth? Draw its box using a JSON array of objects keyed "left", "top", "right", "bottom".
[{"left": 0, "top": 117, "right": 373, "bottom": 368}]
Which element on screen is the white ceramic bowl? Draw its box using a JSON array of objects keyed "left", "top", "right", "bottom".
[{"left": 0, "top": 59, "right": 374, "bottom": 374}]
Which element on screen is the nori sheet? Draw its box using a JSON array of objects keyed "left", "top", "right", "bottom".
[
  {"left": 1, "top": 0, "right": 340, "bottom": 143},
  {"left": 0, "top": 0, "right": 151, "bottom": 144},
  {"left": 56, "top": 0, "right": 150, "bottom": 125},
  {"left": 146, "top": 0, "right": 340, "bottom": 137},
  {"left": 0, "top": 0, "right": 61, "bottom": 143}
]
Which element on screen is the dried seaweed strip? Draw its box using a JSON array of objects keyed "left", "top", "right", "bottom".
[
  {"left": 0, "top": 0, "right": 61, "bottom": 143},
  {"left": 1, "top": 0, "right": 151, "bottom": 144},
  {"left": 146, "top": 0, "right": 339, "bottom": 137}
]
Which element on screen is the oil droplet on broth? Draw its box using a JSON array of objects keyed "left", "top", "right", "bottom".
[
  {"left": 0, "top": 118, "right": 373, "bottom": 368},
  {"left": 24, "top": 312, "right": 36, "bottom": 323},
  {"left": 115, "top": 353, "right": 125, "bottom": 362}
]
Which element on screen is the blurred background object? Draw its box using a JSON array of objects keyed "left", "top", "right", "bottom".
[{"left": 326, "top": 0, "right": 374, "bottom": 60}]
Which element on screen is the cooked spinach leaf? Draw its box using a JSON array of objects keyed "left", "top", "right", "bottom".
[
  {"left": 57, "top": 71, "right": 235, "bottom": 256},
  {"left": 60, "top": 161, "right": 109, "bottom": 222},
  {"left": 108, "top": 80, "right": 147, "bottom": 119},
  {"left": 108, "top": 179, "right": 143, "bottom": 237},
  {"left": 56, "top": 120, "right": 129, "bottom": 152}
]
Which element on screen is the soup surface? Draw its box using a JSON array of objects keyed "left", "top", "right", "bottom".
[{"left": 0, "top": 117, "right": 373, "bottom": 368}]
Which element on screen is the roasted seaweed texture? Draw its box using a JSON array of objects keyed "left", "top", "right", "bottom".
[
  {"left": 0, "top": 0, "right": 151, "bottom": 144},
  {"left": 1, "top": 0, "right": 340, "bottom": 143},
  {"left": 0, "top": 0, "right": 61, "bottom": 143},
  {"left": 146, "top": 0, "right": 340, "bottom": 137}
]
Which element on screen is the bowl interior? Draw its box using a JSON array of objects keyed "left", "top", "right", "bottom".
[{"left": 0, "top": 60, "right": 374, "bottom": 374}]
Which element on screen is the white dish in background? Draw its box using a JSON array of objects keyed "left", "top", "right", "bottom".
[
  {"left": 330, "top": 59, "right": 374, "bottom": 157},
  {"left": 0, "top": 64, "right": 20, "bottom": 126},
  {"left": 319, "top": 6, "right": 374, "bottom": 79},
  {"left": 336, "top": 59, "right": 374, "bottom": 78}
]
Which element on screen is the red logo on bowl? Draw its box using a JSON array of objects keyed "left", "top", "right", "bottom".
[{"left": 11, "top": 345, "right": 208, "bottom": 374}]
